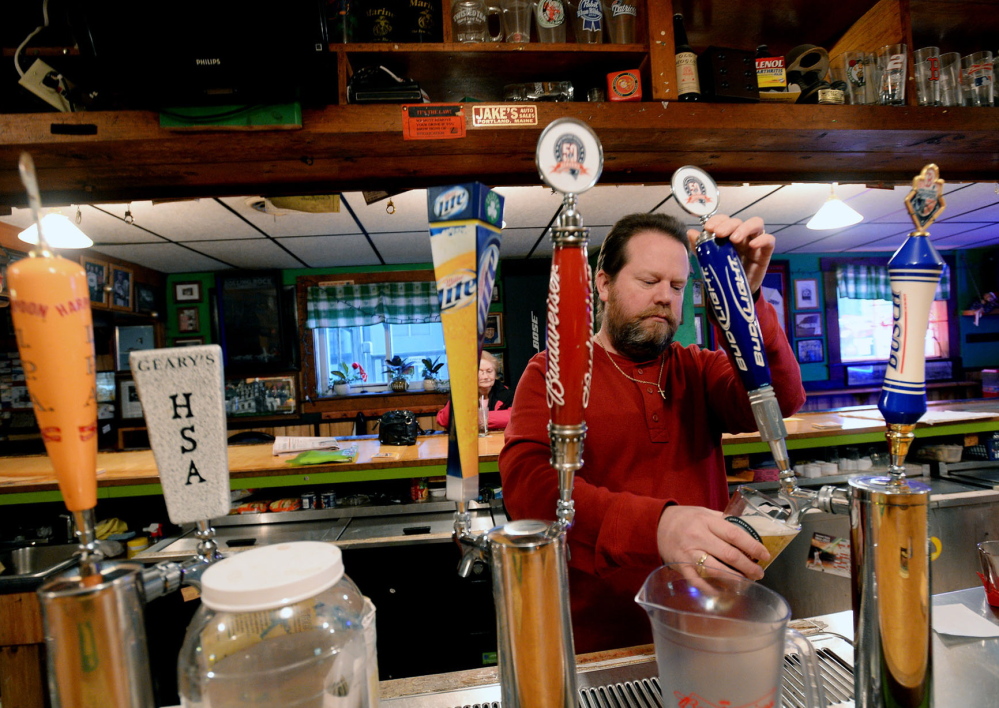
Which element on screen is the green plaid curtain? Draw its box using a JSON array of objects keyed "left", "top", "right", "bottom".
[
  {"left": 306, "top": 282, "right": 441, "bottom": 329},
  {"left": 836, "top": 264, "right": 949, "bottom": 301}
]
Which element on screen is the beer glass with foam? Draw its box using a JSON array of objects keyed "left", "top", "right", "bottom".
[{"left": 724, "top": 486, "right": 800, "bottom": 569}]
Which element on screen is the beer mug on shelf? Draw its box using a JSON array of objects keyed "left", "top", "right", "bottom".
[
  {"left": 602, "top": 0, "right": 637, "bottom": 44},
  {"left": 500, "top": 0, "right": 532, "bottom": 42},
  {"left": 534, "top": 0, "right": 568, "bottom": 43},
  {"left": 452, "top": 0, "right": 503, "bottom": 43},
  {"left": 570, "top": 0, "right": 604, "bottom": 44},
  {"left": 723, "top": 486, "right": 800, "bottom": 569}
]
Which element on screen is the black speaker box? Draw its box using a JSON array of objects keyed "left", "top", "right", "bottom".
[{"left": 697, "top": 46, "right": 760, "bottom": 103}]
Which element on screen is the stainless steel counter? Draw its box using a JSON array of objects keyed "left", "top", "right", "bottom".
[
  {"left": 378, "top": 587, "right": 999, "bottom": 708},
  {"left": 140, "top": 499, "right": 503, "bottom": 562}
]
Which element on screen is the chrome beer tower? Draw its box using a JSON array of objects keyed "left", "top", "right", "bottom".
[
  {"left": 814, "top": 165, "right": 945, "bottom": 708},
  {"left": 456, "top": 118, "right": 601, "bottom": 708}
]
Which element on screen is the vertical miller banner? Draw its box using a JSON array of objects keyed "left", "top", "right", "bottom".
[
  {"left": 428, "top": 183, "right": 504, "bottom": 502},
  {"left": 130, "top": 345, "right": 231, "bottom": 524}
]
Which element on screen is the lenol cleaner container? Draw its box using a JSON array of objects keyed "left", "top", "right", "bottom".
[{"left": 178, "top": 542, "right": 370, "bottom": 707}]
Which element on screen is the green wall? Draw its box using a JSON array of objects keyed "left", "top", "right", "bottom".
[{"left": 169, "top": 245, "right": 999, "bottom": 385}]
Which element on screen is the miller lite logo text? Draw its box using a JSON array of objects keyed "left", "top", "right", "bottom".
[
  {"left": 478, "top": 244, "right": 501, "bottom": 334},
  {"left": 434, "top": 187, "right": 470, "bottom": 220},
  {"left": 437, "top": 269, "right": 477, "bottom": 311}
]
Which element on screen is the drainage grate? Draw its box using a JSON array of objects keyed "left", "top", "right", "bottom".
[{"left": 441, "top": 649, "right": 853, "bottom": 708}]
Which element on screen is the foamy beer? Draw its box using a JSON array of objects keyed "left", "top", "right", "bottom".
[{"left": 724, "top": 486, "right": 800, "bottom": 569}]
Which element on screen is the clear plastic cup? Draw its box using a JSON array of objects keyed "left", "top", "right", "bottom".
[
  {"left": 939, "top": 52, "right": 963, "bottom": 106},
  {"left": 877, "top": 43, "right": 908, "bottom": 105},
  {"left": 962, "top": 51, "right": 994, "bottom": 106},
  {"left": 913, "top": 46, "right": 941, "bottom": 106}
]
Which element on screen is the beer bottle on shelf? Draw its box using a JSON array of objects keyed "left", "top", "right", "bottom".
[{"left": 673, "top": 13, "right": 701, "bottom": 101}]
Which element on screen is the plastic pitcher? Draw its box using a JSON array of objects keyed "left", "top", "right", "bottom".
[{"left": 635, "top": 564, "right": 826, "bottom": 708}]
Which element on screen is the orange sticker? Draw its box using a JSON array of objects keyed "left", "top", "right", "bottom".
[{"left": 402, "top": 104, "right": 466, "bottom": 141}]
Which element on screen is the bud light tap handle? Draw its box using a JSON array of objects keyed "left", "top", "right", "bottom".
[
  {"left": 879, "top": 164, "right": 947, "bottom": 482},
  {"left": 672, "top": 166, "right": 795, "bottom": 499},
  {"left": 537, "top": 118, "right": 603, "bottom": 529}
]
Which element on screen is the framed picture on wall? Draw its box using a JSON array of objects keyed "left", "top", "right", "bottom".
[
  {"left": 177, "top": 307, "right": 200, "bottom": 333},
  {"left": 135, "top": 282, "right": 157, "bottom": 315},
  {"left": 796, "top": 338, "right": 825, "bottom": 364},
  {"left": 795, "top": 278, "right": 819, "bottom": 310},
  {"left": 111, "top": 265, "right": 133, "bottom": 311},
  {"left": 119, "top": 380, "right": 143, "bottom": 419},
  {"left": 483, "top": 313, "right": 504, "bottom": 347},
  {"left": 794, "top": 312, "right": 823, "bottom": 338},
  {"left": 691, "top": 280, "right": 704, "bottom": 307},
  {"left": 81, "top": 257, "right": 109, "bottom": 306},
  {"left": 224, "top": 375, "right": 298, "bottom": 417},
  {"left": 694, "top": 313, "right": 704, "bottom": 346},
  {"left": 490, "top": 281, "right": 502, "bottom": 303},
  {"left": 115, "top": 325, "right": 156, "bottom": 371},
  {"left": 174, "top": 281, "right": 202, "bottom": 303},
  {"left": 492, "top": 351, "right": 506, "bottom": 379},
  {"left": 761, "top": 261, "right": 791, "bottom": 340}
]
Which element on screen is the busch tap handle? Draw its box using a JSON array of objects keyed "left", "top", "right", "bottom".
[
  {"left": 879, "top": 165, "right": 946, "bottom": 480},
  {"left": 537, "top": 118, "right": 602, "bottom": 529},
  {"left": 672, "top": 166, "right": 793, "bottom": 487}
]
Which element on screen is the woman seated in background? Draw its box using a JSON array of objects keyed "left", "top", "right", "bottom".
[{"left": 436, "top": 351, "right": 514, "bottom": 431}]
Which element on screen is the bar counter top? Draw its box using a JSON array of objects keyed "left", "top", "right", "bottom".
[{"left": 2, "top": 400, "right": 997, "bottom": 503}]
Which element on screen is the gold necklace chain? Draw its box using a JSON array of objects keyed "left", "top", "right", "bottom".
[{"left": 598, "top": 339, "right": 667, "bottom": 400}]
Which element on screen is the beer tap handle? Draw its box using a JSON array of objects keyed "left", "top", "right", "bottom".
[
  {"left": 10, "top": 152, "right": 103, "bottom": 576},
  {"left": 879, "top": 164, "right": 947, "bottom": 483},
  {"left": 670, "top": 166, "right": 805, "bottom": 519},
  {"left": 129, "top": 346, "right": 230, "bottom": 571},
  {"left": 536, "top": 118, "right": 603, "bottom": 531}
]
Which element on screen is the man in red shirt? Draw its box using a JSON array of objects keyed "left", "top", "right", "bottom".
[{"left": 499, "top": 212, "right": 805, "bottom": 653}]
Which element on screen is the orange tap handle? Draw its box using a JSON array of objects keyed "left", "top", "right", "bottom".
[{"left": 8, "top": 255, "right": 97, "bottom": 511}]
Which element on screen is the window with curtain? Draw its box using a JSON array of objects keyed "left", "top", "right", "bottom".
[
  {"left": 834, "top": 263, "right": 951, "bottom": 363},
  {"left": 306, "top": 281, "right": 448, "bottom": 396}
]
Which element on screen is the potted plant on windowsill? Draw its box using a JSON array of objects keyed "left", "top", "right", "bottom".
[
  {"left": 330, "top": 362, "right": 366, "bottom": 396},
  {"left": 384, "top": 356, "right": 416, "bottom": 392},
  {"left": 420, "top": 356, "right": 445, "bottom": 391}
]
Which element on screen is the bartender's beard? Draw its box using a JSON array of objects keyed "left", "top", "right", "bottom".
[{"left": 602, "top": 296, "right": 678, "bottom": 361}]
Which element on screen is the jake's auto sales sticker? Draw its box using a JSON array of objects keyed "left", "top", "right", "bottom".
[{"left": 471, "top": 105, "right": 538, "bottom": 128}]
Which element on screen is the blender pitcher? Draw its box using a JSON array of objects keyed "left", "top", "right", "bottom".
[{"left": 636, "top": 564, "right": 826, "bottom": 708}]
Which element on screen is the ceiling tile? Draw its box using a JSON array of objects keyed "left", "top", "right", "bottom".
[
  {"left": 493, "top": 186, "right": 563, "bottom": 228},
  {"left": 343, "top": 190, "right": 430, "bottom": 234},
  {"left": 92, "top": 199, "right": 262, "bottom": 241},
  {"left": 577, "top": 185, "right": 669, "bottom": 225},
  {"left": 217, "top": 195, "right": 359, "bottom": 236},
  {"left": 92, "top": 244, "right": 233, "bottom": 272},
  {"left": 191, "top": 239, "right": 307, "bottom": 270},
  {"left": 370, "top": 231, "right": 434, "bottom": 265},
  {"left": 275, "top": 234, "right": 379, "bottom": 268},
  {"left": 732, "top": 183, "right": 868, "bottom": 226},
  {"left": 779, "top": 223, "right": 913, "bottom": 253}
]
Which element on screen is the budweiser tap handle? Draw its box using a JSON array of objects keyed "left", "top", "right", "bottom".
[
  {"left": 879, "top": 165, "right": 947, "bottom": 481},
  {"left": 537, "top": 119, "right": 602, "bottom": 528}
]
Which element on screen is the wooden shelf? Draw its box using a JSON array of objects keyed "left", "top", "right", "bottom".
[{"left": 3, "top": 102, "right": 999, "bottom": 206}]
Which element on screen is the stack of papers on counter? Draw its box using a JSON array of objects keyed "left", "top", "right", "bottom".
[{"left": 272, "top": 436, "right": 341, "bottom": 455}]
